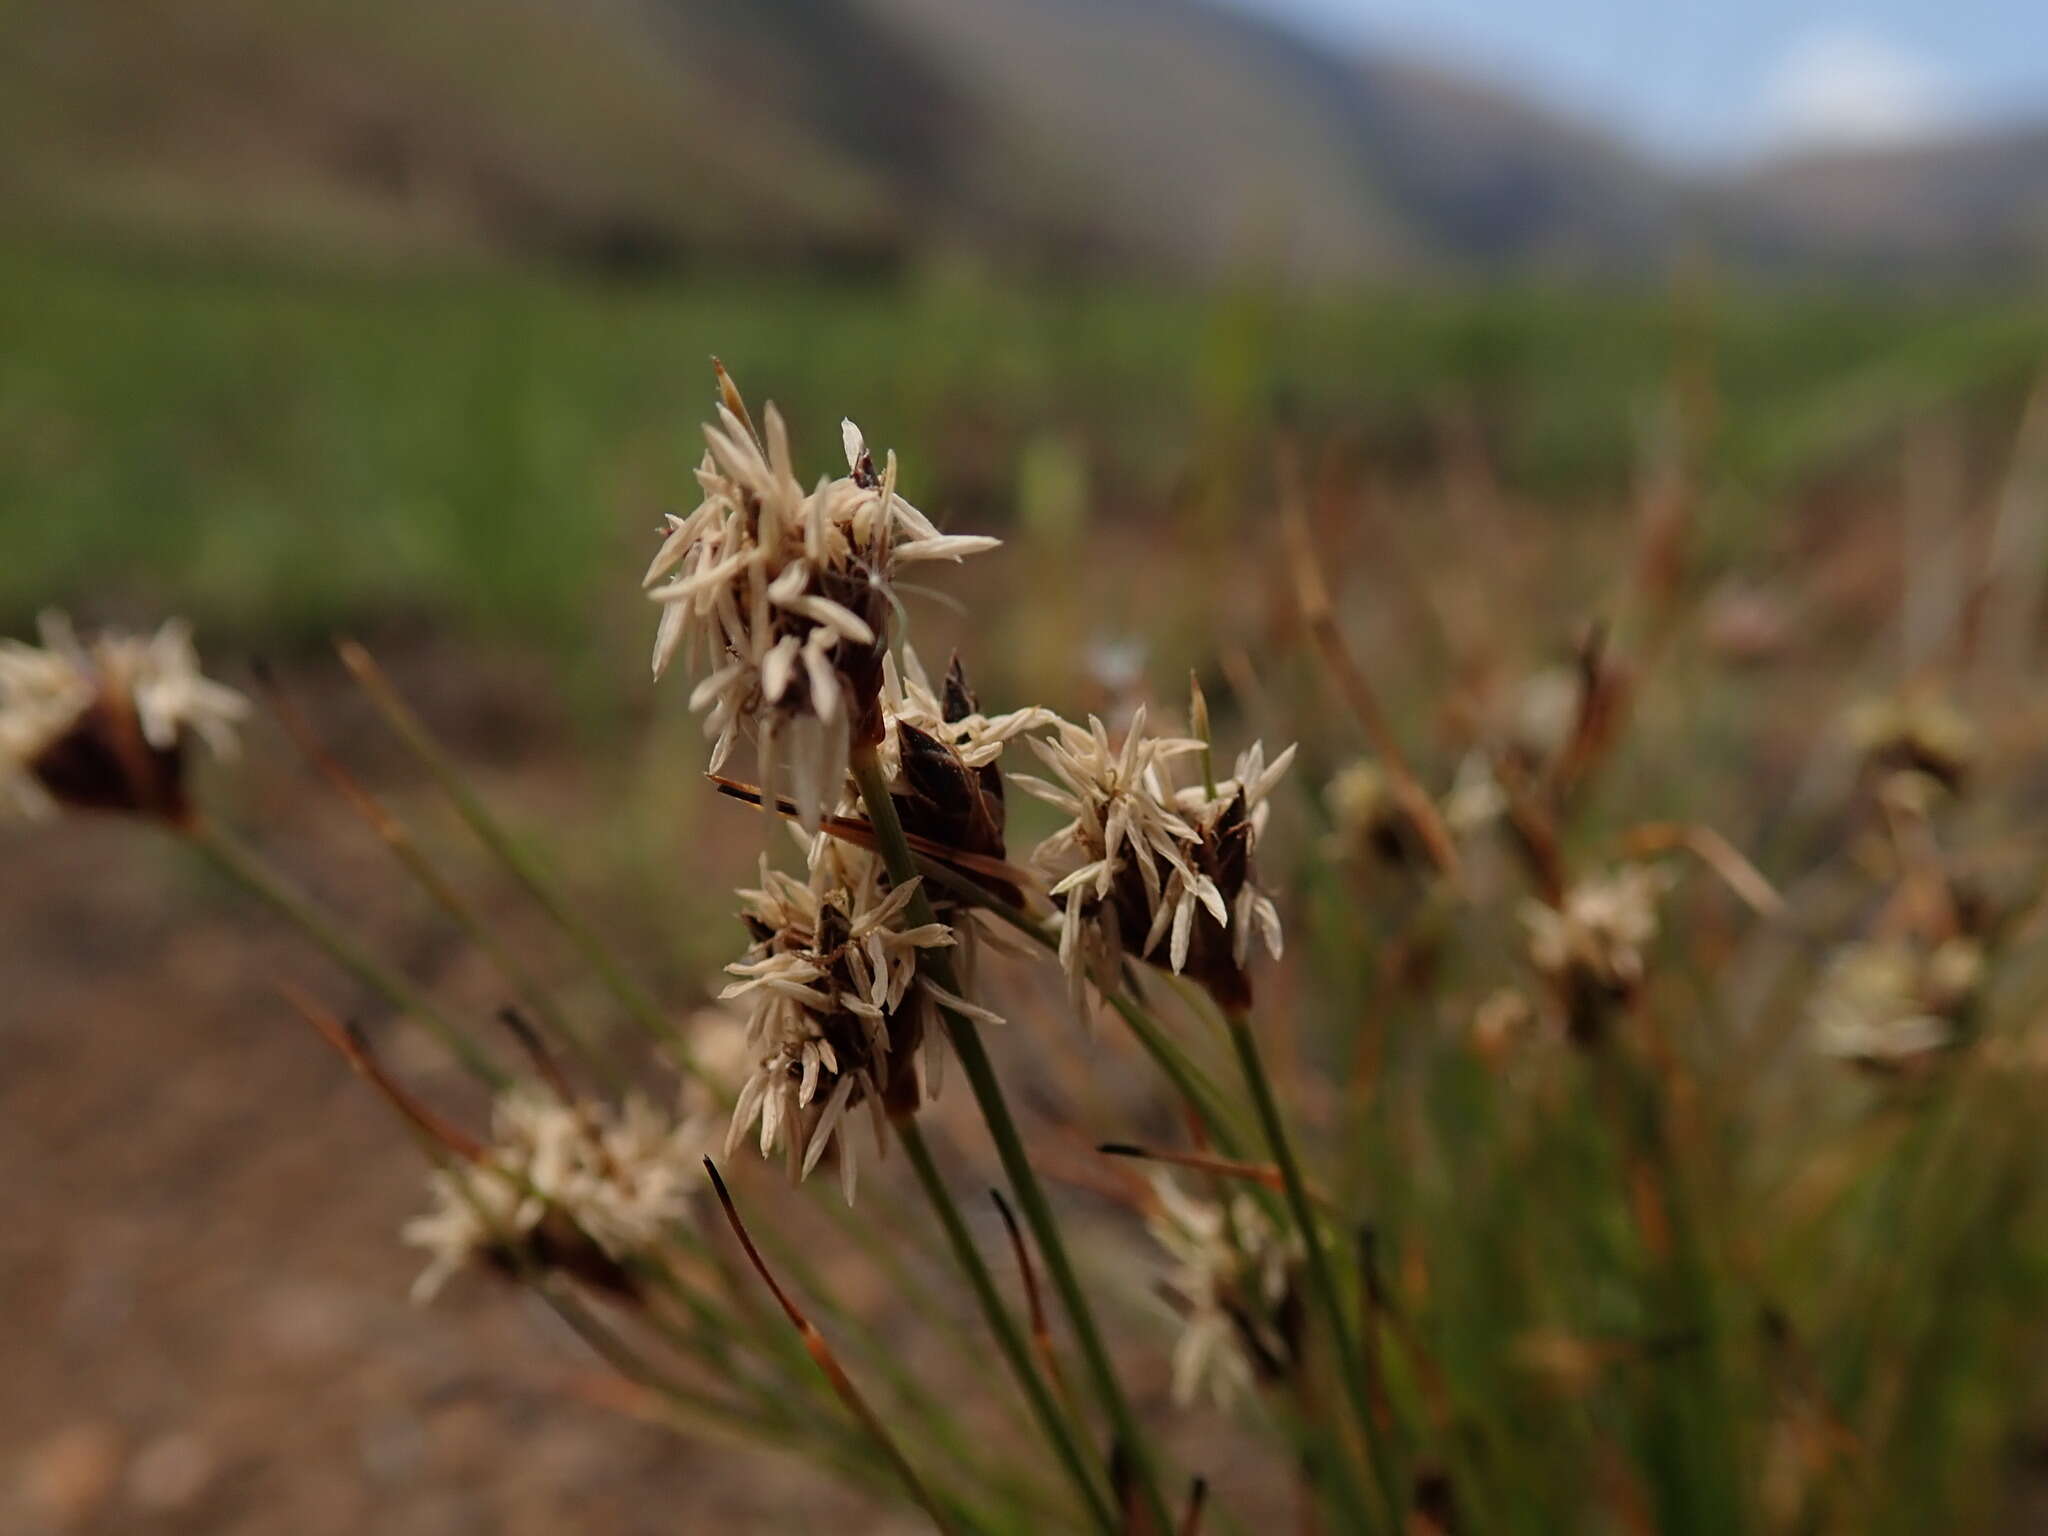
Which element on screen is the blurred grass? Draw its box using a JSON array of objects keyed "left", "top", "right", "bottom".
[
  {"left": 9, "top": 237, "right": 2048, "bottom": 1531},
  {"left": 2, "top": 243, "right": 2043, "bottom": 660}
]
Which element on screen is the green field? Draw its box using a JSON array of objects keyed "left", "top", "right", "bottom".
[{"left": 5, "top": 246, "right": 2043, "bottom": 657}]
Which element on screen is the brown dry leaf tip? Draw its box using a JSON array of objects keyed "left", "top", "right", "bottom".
[
  {"left": 1809, "top": 936, "right": 1984, "bottom": 1071},
  {"left": 1016, "top": 699, "right": 1293, "bottom": 1017},
  {"left": 1545, "top": 621, "right": 1631, "bottom": 805},
  {"left": 1622, "top": 822, "right": 1783, "bottom": 918},
  {"left": 1098, "top": 1142, "right": 1286, "bottom": 1194},
  {"left": 1146, "top": 1171, "right": 1306, "bottom": 1408},
  {"left": 703, "top": 1158, "right": 960, "bottom": 1536},
  {"left": 719, "top": 834, "right": 997, "bottom": 1204},
  {"left": 280, "top": 984, "right": 486, "bottom": 1161},
  {"left": 252, "top": 659, "right": 404, "bottom": 840},
  {"left": 989, "top": 1188, "right": 1070, "bottom": 1404},
  {"left": 495, "top": 1006, "right": 585, "bottom": 1109},
  {"left": 1521, "top": 864, "right": 1673, "bottom": 1046},
  {"left": 0, "top": 612, "right": 247, "bottom": 825},
  {"left": 644, "top": 366, "right": 998, "bottom": 833}
]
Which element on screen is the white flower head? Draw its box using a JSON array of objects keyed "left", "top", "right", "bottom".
[
  {"left": 719, "top": 839, "right": 993, "bottom": 1203},
  {"left": 1323, "top": 756, "right": 1455, "bottom": 869},
  {"left": 1017, "top": 704, "right": 1293, "bottom": 1013},
  {"left": 1811, "top": 937, "right": 1982, "bottom": 1069},
  {"left": 644, "top": 373, "right": 998, "bottom": 831},
  {"left": 1844, "top": 689, "right": 1977, "bottom": 793},
  {"left": 846, "top": 646, "right": 1052, "bottom": 923},
  {"left": 1146, "top": 1173, "right": 1302, "bottom": 1409},
  {"left": 0, "top": 612, "right": 247, "bottom": 821},
  {"left": 402, "top": 1086, "right": 717, "bottom": 1303},
  {"left": 876, "top": 647, "right": 1054, "bottom": 782},
  {"left": 1522, "top": 864, "right": 1673, "bottom": 997}
]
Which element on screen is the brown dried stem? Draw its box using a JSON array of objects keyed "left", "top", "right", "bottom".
[
  {"left": 1097, "top": 1142, "right": 1287, "bottom": 1195},
  {"left": 277, "top": 982, "right": 486, "bottom": 1160},
  {"left": 336, "top": 639, "right": 685, "bottom": 1062},
  {"left": 256, "top": 660, "right": 617, "bottom": 1086},
  {"left": 703, "top": 1158, "right": 962, "bottom": 1535},
  {"left": 990, "top": 1187, "right": 1074, "bottom": 1412},
  {"left": 1279, "top": 450, "right": 1463, "bottom": 887}
]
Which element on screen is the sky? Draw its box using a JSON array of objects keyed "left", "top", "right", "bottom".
[{"left": 1236, "top": 0, "right": 2048, "bottom": 163}]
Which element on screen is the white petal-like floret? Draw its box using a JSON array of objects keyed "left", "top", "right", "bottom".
[
  {"left": 1146, "top": 1173, "right": 1300, "bottom": 1409},
  {"left": 721, "top": 840, "right": 981, "bottom": 1203},
  {"left": 402, "top": 1087, "right": 717, "bottom": 1303},
  {"left": 1522, "top": 864, "right": 1672, "bottom": 993},
  {"left": 645, "top": 382, "right": 998, "bottom": 829},
  {"left": 1019, "top": 703, "right": 1292, "bottom": 1012},
  {"left": 1811, "top": 938, "right": 1982, "bottom": 1067}
]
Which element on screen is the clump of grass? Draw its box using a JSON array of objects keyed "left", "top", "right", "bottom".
[{"left": 10, "top": 358, "right": 2048, "bottom": 1534}]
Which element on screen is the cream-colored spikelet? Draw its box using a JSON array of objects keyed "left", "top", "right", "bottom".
[
  {"left": 0, "top": 612, "right": 247, "bottom": 821},
  {"left": 874, "top": 647, "right": 1055, "bottom": 784},
  {"left": 644, "top": 371, "right": 997, "bottom": 831},
  {"left": 1810, "top": 937, "right": 1984, "bottom": 1068},
  {"left": 719, "top": 838, "right": 996, "bottom": 1203},
  {"left": 1146, "top": 1173, "right": 1302, "bottom": 1409},
  {"left": 1522, "top": 864, "right": 1671, "bottom": 996},
  {"left": 1844, "top": 689, "right": 1977, "bottom": 794},
  {"left": 1016, "top": 704, "right": 1293, "bottom": 1012},
  {"left": 403, "top": 1087, "right": 717, "bottom": 1303}
]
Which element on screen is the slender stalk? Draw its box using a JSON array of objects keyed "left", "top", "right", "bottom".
[
  {"left": 186, "top": 819, "right": 505, "bottom": 1085},
  {"left": 849, "top": 743, "right": 1177, "bottom": 1536},
  {"left": 1222, "top": 1005, "right": 1399, "bottom": 1529},
  {"left": 705, "top": 1158, "right": 964, "bottom": 1536},
  {"left": 260, "top": 667, "right": 621, "bottom": 1087},
  {"left": 900, "top": 1121, "right": 1120, "bottom": 1534},
  {"left": 1108, "top": 989, "right": 1248, "bottom": 1156},
  {"left": 338, "top": 640, "right": 688, "bottom": 1065}
]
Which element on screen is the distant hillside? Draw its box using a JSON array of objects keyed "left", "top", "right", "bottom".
[
  {"left": 1729, "top": 125, "right": 2048, "bottom": 275},
  {"left": 3, "top": 0, "right": 2042, "bottom": 280}
]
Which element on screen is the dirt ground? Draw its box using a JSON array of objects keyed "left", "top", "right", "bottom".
[{"left": 0, "top": 654, "right": 917, "bottom": 1534}]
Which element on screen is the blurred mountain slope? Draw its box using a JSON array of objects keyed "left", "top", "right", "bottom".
[
  {"left": 1730, "top": 125, "right": 2048, "bottom": 274},
  {"left": 3, "top": 0, "right": 2041, "bottom": 278}
]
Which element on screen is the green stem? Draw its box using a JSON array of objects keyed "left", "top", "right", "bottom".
[
  {"left": 909, "top": 858, "right": 1246, "bottom": 1156},
  {"left": 186, "top": 820, "right": 506, "bottom": 1086},
  {"left": 340, "top": 642, "right": 689, "bottom": 1066},
  {"left": 1223, "top": 1005, "right": 1399, "bottom": 1529},
  {"left": 850, "top": 743, "right": 1176, "bottom": 1536},
  {"left": 1108, "top": 986, "right": 1248, "bottom": 1157},
  {"left": 900, "top": 1120, "right": 1120, "bottom": 1535},
  {"left": 363, "top": 803, "right": 620, "bottom": 1089}
]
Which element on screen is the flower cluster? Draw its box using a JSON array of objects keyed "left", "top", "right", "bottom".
[
  {"left": 1522, "top": 864, "right": 1671, "bottom": 1041},
  {"left": 866, "top": 650, "right": 1051, "bottom": 901},
  {"left": 1146, "top": 1173, "right": 1303, "bottom": 1409},
  {"left": 1018, "top": 705, "right": 1293, "bottom": 1012},
  {"left": 645, "top": 374, "right": 997, "bottom": 829},
  {"left": 404, "top": 1087, "right": 717, "bottom": 1303},
  {"left": 1845, "top": 689, "right": 1977, "bottom": 795},
  {"left": 0, "top": 613, "right": 246, "bottom": 822},
  {"left": 720, "top": 839, "right": 995, "bottom": 1203},
  {"left": 1811, "top": 937, "right": 1984, "bottom": 1070}
]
